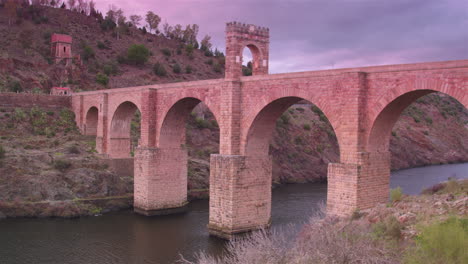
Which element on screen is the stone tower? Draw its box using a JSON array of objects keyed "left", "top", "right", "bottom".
[
  {"left": 225, "top": 22, "right": 269, "bottom": 79},
  {"left": 51, "top": 33, "right": 72, "bottom": 63}
]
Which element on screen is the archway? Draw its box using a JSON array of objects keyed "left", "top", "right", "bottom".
[
  {"left": 84, "top": 106, "right": 98, "bottom": 136},
  {"left": 368, "top": 90, "right": 468, "bottom": 196},
  {"left": 241, "top": 45, "right": 260, "bottom": 76},
  {"left": 230, "top": 96, "right": 339, "bottom": 232},
  {"left": 133, "top": 97, "right": 220, "bottom": 215},
  {"left": 109, "top": 101, "right": 140, "bottom": 158}
]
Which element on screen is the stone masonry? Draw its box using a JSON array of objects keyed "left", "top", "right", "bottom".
[{"left": 71, "top": 22, "right": 468, "bottom": 239}]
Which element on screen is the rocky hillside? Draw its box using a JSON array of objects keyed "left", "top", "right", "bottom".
[{"left": 0, "top": 5, "right": 225, "bottom": 93}]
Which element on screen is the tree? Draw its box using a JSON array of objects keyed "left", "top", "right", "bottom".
[
  {"left": 172, "top": 24, "right": 183, "bottom": 40},
  {"left": 129, "top": 14, "right": 142, "bottom": 28},
  {"left": 5, "top": 0, "right": 18, "bottom": 27},
  {"left": 115, "top": 8, "right": 126, "bottom": 39},
  {"left": 145, "top": 11, "right": 161, "bottom": 33},
  {"left": 89, "top": 0, "right": 96, "bottom": 16},
  {"left": 67, "top": 0, "right": 75, "bottom": 10},
  {"left": 200, "top": 35, "right": 212, "bottom": 51},
  {"left": 127, "top": 44, "right": 150, "bottom": 65},
  {"left": 163, "top": 22, "right": 172, "bottom": 38},
  {"left": 77, "top": 0, "right": 88, "bottom": 14}
]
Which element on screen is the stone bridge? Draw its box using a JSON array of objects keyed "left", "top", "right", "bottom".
[{"left": 71, "top": 22, "right": 468, "bottom": 238}]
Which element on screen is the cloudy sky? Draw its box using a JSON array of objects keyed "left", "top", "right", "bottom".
[{"left": 96, "top": 0, "right": 468, "bottom": 73}]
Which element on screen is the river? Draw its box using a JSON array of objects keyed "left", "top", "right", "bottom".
[{"left": 0, "top": 163, "right": 467, "bottom": 264}]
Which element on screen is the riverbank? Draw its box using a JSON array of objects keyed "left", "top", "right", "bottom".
[{"left": 188, "top": 179, "right": 468, "bottom": 264}]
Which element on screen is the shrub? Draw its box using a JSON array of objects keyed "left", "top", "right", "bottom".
[
  {"left": 213, "top": 63, "right": 222, "bottom": 73},
  {"left": 82, "top": 45, "right": 95, "bottom": 61},
  {"left": 205, "top": 59, "right": 213, "bottom": 65},
  {"left": 127, "top": 44, "right": 150, "bottom": 65},
  {"left": 95, "top": 73, "right": 109, "bottom": 86},
  {"left": 372, "top": 215, "right": 402, "bottom": 240},
  {"left": 185, "top": 44, "right": 195, "bottom": 56},
  {"left": 279, "top": 113, "right": 290, "bottom": 125},
  {"left": 194, "top": 117, "right": 211, "bottom": 129},
  {"left": 185, "top": 65, "right": 193, "bottom": 74},
  {"left": 172, "top": 63, "right": 182, "bottom": 74},
  {"left": 404, "top": 217, "right": 468, "bottom": 264},
  {"left": 68, "top": 145, "right": 80, "bottom": 154},
  {"left": 103, "top": 62, "right": 118, "bottom": 76},
  {"left": 54, "top": 159, "right": 72, "bottom": 171},
  {"left": 0, "top": 145, "right": 5, "bottom": 159},
  {"left": 204, "top": 49, "right": 213, "bottom": 57},
  {"left": 161, "top": 48, "right": 171, "bottom": 57},
  {"left": 153, "top": 62, "right": 167, "bottom": 77},
  {"left": 390, "top": 187, "right": 403, "bottom": 203},
  {"left": 8, "top": 80, "right": 22, "bottom": 93},
  {"left": 303, "top": 124, "right": 311, "bottom": 130}
]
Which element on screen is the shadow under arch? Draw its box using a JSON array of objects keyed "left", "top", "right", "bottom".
[
  {"left": 84, "top": 106, "right": 98, "bottom": 136},
  {"left": 158, "top": 97, "right": 220, "bottom": 149},
  {"left": 244, "top": 96, "right": 341, "bottom": 157},
  {"left": 368, "top": 90, "right": 468, "bottom": 152},
  {"left": 109, "top": 101, "right": 141, "bottom": 158}
]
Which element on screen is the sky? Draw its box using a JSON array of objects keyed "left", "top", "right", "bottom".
[{"left": 95, "top": 0, "right": 468, "bottom": 74}]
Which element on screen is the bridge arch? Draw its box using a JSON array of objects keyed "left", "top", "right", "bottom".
[
  {"left": 242, "top": 95, "right": 341, "bottom": 157},
  {"left": 158, "top": 97, "right": 219, "bottom": 149},
  {"left": 368, "top": 79, "right": 468, "bottom": 152},
  {"left": 84, "top": 106, "right": 98, "bottom": 136},
  {"left": 109, "top": 101, "right": 141, "bottom": 158}
]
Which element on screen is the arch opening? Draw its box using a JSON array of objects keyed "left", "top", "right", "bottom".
[
  {"left": 241, "top": 44, "right": 261, "bottom": 76},
  {"left": 109, "top": 101, "right": 141, "bottom": 158},
  {"left": 84, "top": 106, "right": 98, "bottom": 136},
  {"left": 159, "top": 97, "right": 220, "bottom": 197},
  {"left": 368, "top": 91, "right": 468, "bottom": 169},
  {"left": 219, "top": 96, "right": 342, "bottom": 234}
]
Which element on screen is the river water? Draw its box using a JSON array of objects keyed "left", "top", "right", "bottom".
[{"left": 0, "top": 163, "right": 467, "bottom": 264}]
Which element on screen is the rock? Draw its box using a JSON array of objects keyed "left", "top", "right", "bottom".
[{"left": 398, "top": 212, "right": 416, "bottom": 223}]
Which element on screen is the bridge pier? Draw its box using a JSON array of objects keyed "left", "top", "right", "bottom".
[
  {"left": 134, "top": 147, "right": 188, "bottom": 216},
  {"left": 208, "top": 154, "right": 272, "bottom": 239},
  {"left": 327, "top": 151, "right": 391, "bottom": 216}
]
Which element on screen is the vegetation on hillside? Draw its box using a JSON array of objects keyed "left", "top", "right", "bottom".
[{"left": 0, "top": 1, "right": 226, "bottom": 93}]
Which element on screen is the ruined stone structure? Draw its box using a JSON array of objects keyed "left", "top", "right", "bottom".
[
  {"left": 51, "top": 33, "right": 72, "bottom": 63},
  {"left": 71, "top": 22, "right": 468, "bottom": 239},
  {"left": 50, "top": 87, "right": 72, "bottom": 96}
]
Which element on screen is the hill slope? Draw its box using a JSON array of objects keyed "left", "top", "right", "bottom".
[{"left": 0, "top": 5, "right": 224, "bottom": 93}]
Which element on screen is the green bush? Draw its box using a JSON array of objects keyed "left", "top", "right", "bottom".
[
  {"left": 161, "top": 48, "right": 171, "bottom": 57},
  {"left": 0, "top": 145, "right": 5, "bottom": 159},
  {"left": 390, "top": 187, "right": 403, "bottom": 203},
  {"left": 153, "top": 62, "right": 167, "bottom": 77},
  {"left": 280, "top": 113, "right": 290, "bottom": 125},
  {"left": 185, "top": 65, "right": 193, "bottom": 74},
  {"left": 404, "top": 217, "right": 468, "bottom": 264},
  {"left": 127, "top": 44, "right": 150, "bottom": 65},
  {"left": 185, "top": 44, "right": 194, "bottom": 56},
  {"left": 103, "top": 62, "right": 118, "bottom": 76},
  {"left": 213, "top": 63, "right": 222, "bottom": 73},
  {"left": 8, "top": 80, "right": 22, "bottom": 93},
  {"left": 173, "top": 63, "right": 182, "bottom": 74},
  {"left": 303, "top": 124, "right": 311, "bottom": 130},
  {"left": 372, "top": 215, "right": 402, "bottom": 240},
  {"left": 95, "top": 73, "right": 109, "bottom": 86},
  {"left": 54, "top": 159, "right": 72, "bottom": 171},
  {"left": 68, "top": 145, "right": 80, "bottom": 154},
  {"left": 82, "top": 45, "right": 95, "bottom": 61},
  {"left": 194, "top": 117, "right": 211, "bottom": 129}
]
